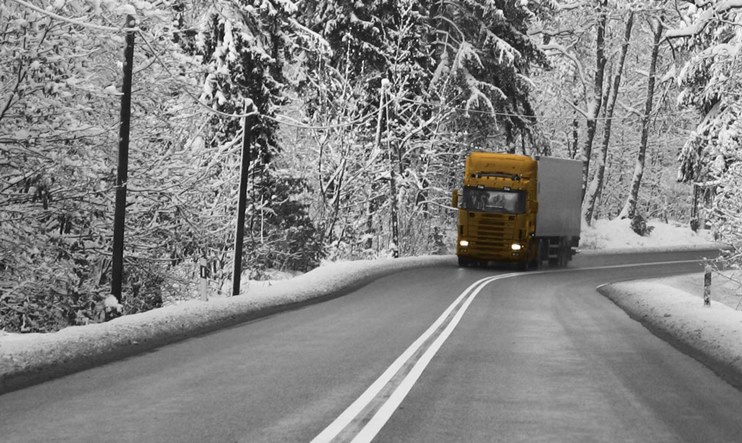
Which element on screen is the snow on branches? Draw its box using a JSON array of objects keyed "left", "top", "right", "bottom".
[{"left": 672, "top": 0, "right": 742, "bottom": 253}]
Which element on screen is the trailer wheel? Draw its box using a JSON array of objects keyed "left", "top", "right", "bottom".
[
  {"left": 557, "top": 239, "right": 570, "bottom": 267},
  {"left": 533, "top": 238, "right": 547, "bottom": 270},
  {"left": 547, "top": 238, "right": 560, "bottom": 267}
]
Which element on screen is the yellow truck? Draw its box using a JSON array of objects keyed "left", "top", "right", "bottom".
[{"left": 452, "top": 152, "right": 582, "bottom": 269}]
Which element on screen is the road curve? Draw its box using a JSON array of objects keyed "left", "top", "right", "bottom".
[{"left": 2, "top": 249, "right": 740, "bottom": 442}]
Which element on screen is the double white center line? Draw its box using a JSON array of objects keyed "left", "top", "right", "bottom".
[
  {"left": 312, "top": 259, "right": 703, "bottom": 442},
  {"left": 312, "top": 272, "right": 521, "bottom": 443}
]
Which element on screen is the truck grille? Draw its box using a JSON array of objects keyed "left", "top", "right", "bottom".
[{"left": 470, "top": 214, "right": 515, "bottom": 250}]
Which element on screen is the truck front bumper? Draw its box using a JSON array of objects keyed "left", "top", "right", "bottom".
[{"left": 456, "top": 241, "right": 529, "bottom": 262}]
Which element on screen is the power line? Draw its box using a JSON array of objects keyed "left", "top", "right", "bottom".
[{"left": 396, "top": 97, "right": 688, "bottom": 122}]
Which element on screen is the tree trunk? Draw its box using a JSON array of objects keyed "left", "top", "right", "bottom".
[
  {"left": 580, "top": 0, "right": 609, "bottom": 201},
  {"left": 619, "top": 18, "right": 663, "bottom": 220},
  {"left": 570, "top": 99, "right": 579, "bottom": 159},
  {"left": 385, "top": 89, "right": 400, "bottom": 258},
  {"left": 583, "top": 11, "right": 634, "bottom": 224}
]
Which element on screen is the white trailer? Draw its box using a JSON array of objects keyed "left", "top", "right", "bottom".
[{"left": 533, "top": 156, "right": 583, "bottom": 266}]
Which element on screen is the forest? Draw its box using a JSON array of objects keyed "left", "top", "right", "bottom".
[{"left": 1, "top": 0, "right": 740, "bottom": 333}]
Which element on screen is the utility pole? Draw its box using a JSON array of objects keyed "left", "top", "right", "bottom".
[
  {"left": 382, "top": 79, "right": 399, "bottom": 258},
  {"left": 111, "top": 15, "right": 136, "bottom": 302},
  {"left": 232, "top": 102, "right": 252, "bottom": 296}
]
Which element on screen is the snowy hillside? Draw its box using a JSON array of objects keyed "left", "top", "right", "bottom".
[{"left": 580, "top": 218, "right": 715, "bottom": 250}]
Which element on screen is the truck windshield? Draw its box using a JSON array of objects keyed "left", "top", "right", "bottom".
[{"left": 462, "top": 187, "right": 526, "bottom": 214}]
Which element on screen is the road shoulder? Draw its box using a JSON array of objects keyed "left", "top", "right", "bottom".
[{"left": 599, "top": 276, "right": 742, "bottom": 390}]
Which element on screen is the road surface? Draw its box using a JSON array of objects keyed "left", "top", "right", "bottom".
[{"left": 2, "top": 249, "right": 741, "bottom": 442}]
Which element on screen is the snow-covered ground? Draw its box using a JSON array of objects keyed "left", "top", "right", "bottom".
[
  {"left": 585, "top": 218, "right": 742, "bottom": 389},
  {"left": 580, "top": 217, "right": 716, "bottom": 250},
  {"left": 1, "top": 217, "right": 739, "bottom": 394}
]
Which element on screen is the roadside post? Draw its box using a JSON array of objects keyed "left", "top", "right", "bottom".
[
  {"left": 111, "top": 14, "right": 136, "bottom": 303},
  {"left": 199, "top": 257, "right": 209, "bottom": 301},
  {"left": 704, "top": 265, "right": 711, "bottom": 306}
]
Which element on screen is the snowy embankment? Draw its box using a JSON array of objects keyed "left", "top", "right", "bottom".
[
  {"left": 598, "top": 279, "right": 742, "bottom": 389},
  {"left": 0, "top": 255, "right": 454, "bottom": 393},
  {"left": 587, "top": 218, "right": 742, "bottom": 389},
  {"left": 1, "top": 217, "right": 738, "bottom": 395}
]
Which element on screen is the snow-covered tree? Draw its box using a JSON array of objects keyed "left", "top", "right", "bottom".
[
  {"left": 670, "top": 1, "right": 742, "bottom": 262},
  {"left": 0, "top": 0, "right": 207, "bottom": 331},
  {"left": 294, "top": 0, "right": 550, "bottom": 258},
  {"left": 534, "top": 0, "right": 694, "bottom": 225},
  {"left": 538, "top": 0, "right": 609, "bottom": 196},
  {"left": 582, "top": 8, "right": 634, "bottom": 223},
  {"left": 673, "top": 2, "right": 742, "bottom": 222},
  {"left": 617, "top": 14, "right": 663, "bottom": 222},
  {"left": 178, "top": 0, "right": 325, "bottom": 279}
]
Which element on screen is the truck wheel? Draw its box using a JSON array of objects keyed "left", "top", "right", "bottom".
[
  {"left": 534, "top": 239, "right": 546, "bottom": 270},
  {"left": 546, "top": 238, "right": 560, "bottom": 267},
  {"left": 458, "top": 256, "right": 470, "bottom": 267},
  {"left": 558, "top": 240, "right": 570, "bottom": 267}
]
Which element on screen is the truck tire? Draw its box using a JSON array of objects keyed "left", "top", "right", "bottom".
[
  {"left": 547, "top": 238, "right": 560, "bottom": 267},
  {"left": 518, "top": 260, "right": 531, "bottom": 271},
  {"left": 458, "top": 256, "right": 470, "bottom": 267},
  {"left": 532, "top": 238, "right": 546, "bottom": 270},
  {"left": 557, "top": 239, "right": 570, "bottom": 267}
]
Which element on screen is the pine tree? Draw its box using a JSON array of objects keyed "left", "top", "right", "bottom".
[
  {"left": 180, "top": 0, "right": 324, "bottom": 280},
  {"left": 670, "top": 1, "right": 742, "bottom": 261}
]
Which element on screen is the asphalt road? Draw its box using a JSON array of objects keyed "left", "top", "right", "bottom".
[{"left": 2, "top": 249, "right": 741, "bottom": 442}]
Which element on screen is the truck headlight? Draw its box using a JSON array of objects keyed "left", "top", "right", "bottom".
[
  {"left": 459, "top": 240, "right": 469, "bottom": 247},
  {"left": 511, "top": 243, "right": 522, "bottom": 251}
]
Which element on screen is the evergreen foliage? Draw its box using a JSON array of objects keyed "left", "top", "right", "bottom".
[
  {"left": 175, "top": 0, "right": 326, "bottom": 278},
  {"left": 672, "top": 1, "right": 742, "bottom": 266},
  {"left": 295, "top": 0, "right": 551, "bottom": 259}
]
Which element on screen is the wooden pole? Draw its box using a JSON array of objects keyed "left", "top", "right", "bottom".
[
  {"left": 111, "top": 15, "right": 136, "bottom": 303},
  {"left": 232, "top": 102, "right": 251, "bottom": 296},
  {"left": 382, "top": 79, "right": 399, "bottom": 258}
]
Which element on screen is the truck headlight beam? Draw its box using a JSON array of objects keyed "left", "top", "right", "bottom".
[
  {"left": 459, "top": 240, "right": 469, "bottom": 247},
  {"left": 511, "top": 243, "right": 522, "bottom": 251}
]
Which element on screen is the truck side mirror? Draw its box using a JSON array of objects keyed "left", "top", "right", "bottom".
[{"left": 452, "top": 190, "right": 459, "bottom": 208}]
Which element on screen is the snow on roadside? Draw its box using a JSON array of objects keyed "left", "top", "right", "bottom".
[
  {"left": 599, "top": 280, "right": 742, "bottom": 389},
  {"left": 585, "top": 218, "right": 742, "bottom": 387},
  {"left": 0, "top": 217, "right": 733, "bottom": 394},
  {"left": 580, "top": 217, "right": 716, "bottom": 250},
  {"left": 0, "top": 255, "right": 454, "bottom": 393}
]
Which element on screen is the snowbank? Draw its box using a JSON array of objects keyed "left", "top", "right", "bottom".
[
  {"left": 585, "top": 218, "right": 742, "bottom": 387},
  {"left": 599, "top": 279, "right": 742, "bottom": 389},
  {"left": 0, "top": 255, "right": 454, "bottom": 394}
]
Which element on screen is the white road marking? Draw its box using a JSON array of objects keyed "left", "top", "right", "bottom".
[
  {"left": 312, "top": 258, "right": 704, "bottom": 442},
  {"left": 350, "top": 273, "right": 510, "bottom": 443},
  {"left": 310, "top": 274, "right": 508, "bottom": 443},
  {"left": 578, "top": 259, "right": 702, "bottom": 271}
]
